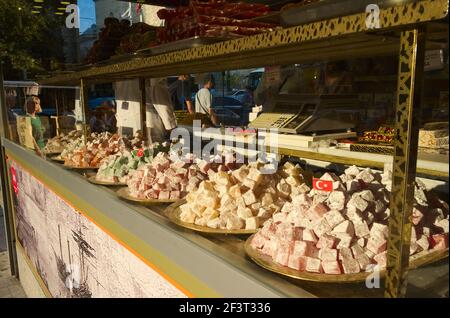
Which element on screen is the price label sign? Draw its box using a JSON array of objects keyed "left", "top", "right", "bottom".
[{"left": 10, "top": 166, "right": 18, "bottom": 195}]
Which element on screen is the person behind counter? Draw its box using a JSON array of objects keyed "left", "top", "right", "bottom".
[
  {"left": 169, "top": 74, "right": 194, "bottom": 114},
  {"left": 25, "top": 95, "right": 46, "bottom": 152},
  {"left": 145, "top": 78, "right": 177, "bottom": 144},
  {"left": 195, "top": 75, "right": 219, "bottom": 126}
]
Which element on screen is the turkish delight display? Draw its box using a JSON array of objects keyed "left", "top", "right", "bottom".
[
  {"left": 44, "top": 130, "right": 82, "bottom": 153},
  {"left": 156, "top": 1, "right": 277, "bottom": 44},
  {"left": 178, "top": 161, "right": 308, "bottom": 230},
  {"left": 95, "top": 142, "right": 170, "bottom": 183},
  {"left": 63, "top": 132, "right": 143, "bottom": 168},
  {"left": 126, "top": 152, "right": 241, "bottom": 201},
  {"left": 418, "top": 122, "right": 449, "bottom": 154},
  {"left": 250, "top": 165, "right": 449, "bottom": 275}
]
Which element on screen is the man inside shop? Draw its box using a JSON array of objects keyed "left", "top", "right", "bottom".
[
  {"left": 195, "top": 75, "right": 219, "bottom": 126},
  {"left": 169, "top": 74, "right": 194, "bottom": 114}
]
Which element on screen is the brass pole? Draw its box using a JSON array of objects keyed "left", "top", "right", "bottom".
[
  {"left": 139, "top": 78, "right": 148, "bottom": 145},
  {"left": 80, "top": 78, "right": 89, "bottom": 145},
  {"left": 385, "top": 27, "right": 426, "bottom": 298}
]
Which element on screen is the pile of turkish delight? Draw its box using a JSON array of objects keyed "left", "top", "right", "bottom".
[
  {"left": 126, "top": 152, "right": 241, "bottom": 201},
  {"left": 179, "top": 161, "right": 307, "bottom": 230},
  {"left": 95, "top": 143, "right": 170, "bottom": 183},
  {"left": 63, "top": 132, "right": 143, "bottom": 168},
  {"left": 44, "top": 130, "right": 82, "bottom": 153},
  {"left": 250, "top": 165, "right": 449, "bottom": 275}
]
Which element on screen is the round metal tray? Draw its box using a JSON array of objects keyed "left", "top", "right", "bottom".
[
  {"left": 50, "top": 155, "right": 65, "bottom": 162},
  {"left": 44, "top": 150, "right": 62, "bottom": 156},
  {"left": 62, "top": 164, "right": 99, "bottom": 171},
  {"left": 244, "top": 234, "right": 449, "bottom": 283},
  {"left": 87, "top": 175, "right": 127, "bottom": 186},
  {"left": 116, "top": 187, "right": 177, "bottom": 205},
  {"left": 164, "top": 200, "right": 258, "bottom": 235}
]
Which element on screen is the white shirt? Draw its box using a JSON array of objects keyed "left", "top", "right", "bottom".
[{"left": 195, "top": 88, "right": 212, "bottom": 114}]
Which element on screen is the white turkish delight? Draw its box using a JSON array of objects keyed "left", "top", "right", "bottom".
[
  {"left": 303, "top": 229, "right": 318, "bottom": 243},
  {"left": 243, "top": 178, "right": 257, "bottom": 190},
  {"left": 237, "top": 207, "right": 253, "bottom": 220},
  {"left": 242, "top": 190, "right": 257, "bottom": 206},
  {"left": 358, "top": 190, "right": 375, "bottom": 202},
  {"left": 338, "top": 247, "right": 353, "bottom": 260},
  {"left": 412, "top": 207, "right": 424, "bottom": 225},
  {"left": 366, "top": 235, "right": 387, "bottom": 254},
  {"left": 364, "top": 211, "right": 375, "bottom": 226},
  {"left": 370, "top": 222, "right": 389, "bottom": 239},
  {"left": 313, "top": 218, "right": 332, "bottom": 238},
  {"left": 321, "top": 172, "right": 341, "bottom": 182},
  {"left": 416, "top": 235, "right": 430, "bottom": 251},
  {"left": 327, "top": 191, "right": 346, "bottom": 211},
  {"left": 344, "top": 207, "right": 363, "bottom": 224},
  {"left": 245, "top": 217, "right": 259, "bottom": 230},
  {"left": 345, "top": 165, "right": 360, "bottom": 176},
  {"left": 354, "top": 221, "right": 371, "bottom": 238},
  {"left": 281, "top": 202, "right": 294, "bottom": 214},
  {"left": 435, "top": 218, "right": 449, "bottom": 233},
  {"left": 332, "top": 220, "right": 355, "bottom": 237},
  {"left": 261, "top": 193, "right": 273, "bottom": 206},
  {"left": 346, "top": 180, "right": 361, "bottom": 193},
  {"left": 250, "top": 202, "right": 261, "bottom": 214},
  {"left": 194, "top": 217, "right": 207, "bottom": 227},
  {"left": 276, "top": 180, "right": 291, "bottom": 198},
  {"left": 422, "top": 227, "right": 431, "bottom": 237},
  {"left": 355, "top": 168, "right": 375, "bottom": 183},
  {"left": 341, "top": 258, "right": 361, "bottom": 274},
  {"left": 324, "top": 210, "right": 346, "bottom": 228},
  {"left": 285, "top": 176, "right": 302, "bottom": 187},
  {"left": 356, "top": 254, "right": 372, "bottom": 271},
  {"left": 180, "top": 208, "right": 196, "bottom": 223},
  {"left": 206, "top": 218, "right": 221, "bottom": 229},
  {"left": 313, "top": 194, "right": 329, "bottom": 205},
  {"left": 317, "top": 234, "right": 338, "bottom": 249},
  {"left": 374, "top": 201, "right": 386, "bottom": 214},
  {"left": 297, "top": 183, "right": 311, "bottom": 194},
  {"left": 414, "top": 188, "right": 428, "bottom": 205},
  {"left": 348, "top": 195, "right": 369, "bottom": 212},
  {"left": 257, "top": 207, "right": 273, "bottom": 220},
  {"left": 319, "top": 248, "right": 338, "bottom": 261},
  {"left": 273, "top": 212, "right": 288, "bottom": 224},
  {"left": 340, "top": 174, "right": 353, "bottom": 183},
  {"left": 336, "top": 234, "right": 353, "bottom": 249},
  {"left": 225, "top": 214, "right": 245, "bottom": 230},
  {"left": 351, "top": 244, "right": 365, "bottom": 258}
]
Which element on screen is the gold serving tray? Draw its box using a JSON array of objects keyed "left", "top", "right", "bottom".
[
  {"left": 44, "top": 150, "right": 62, "bottom": 156},
  {"left": 62, "top": 164, "right": 99, "bottom": 171},
  {"left": 164, "top": 200, "right": 258, "bottom": 235},
  {"left": 245, "top": 234, "right": 449, "bottom": 283},
  {"left": 116, "top": 187, "right": 177, "bottom": 205},
  {"left": 87, "top": 175, "right": 127, "bottom": 186},
  {"left": 50, "top": 155, "right": 65, "bottom": 162}
]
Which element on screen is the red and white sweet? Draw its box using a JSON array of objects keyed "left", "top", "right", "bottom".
[{"left": 250, "top": 165, "right": 449, "bottom": 276}]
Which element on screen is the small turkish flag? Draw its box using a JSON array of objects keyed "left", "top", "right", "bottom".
[
  {"left": 10, "top": 166, "right": 18, "bottom": 195},
  {"left": 137, "top": 149, "right": 144, "bottom": 158},
  {"left": 312, "top": 178, "right": 333, "bottom": 192}
]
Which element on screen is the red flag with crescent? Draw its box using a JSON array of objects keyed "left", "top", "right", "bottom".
[{"left": 312, "top": 178, "right": 333, "bottom": 192}]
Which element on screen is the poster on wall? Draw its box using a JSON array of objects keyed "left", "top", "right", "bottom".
[{"left": 9, "top": 160, "right": 186, "bottom": 298}]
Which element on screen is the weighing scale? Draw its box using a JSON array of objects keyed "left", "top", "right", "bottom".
[{"left": 248, "top": 94, "right": 359, "bottom": 134}]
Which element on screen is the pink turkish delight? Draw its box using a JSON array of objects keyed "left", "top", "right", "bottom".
[
  {"left": 318, "top": 248, "right": 338, "bottom": 261},
  {"left": 366, "top": 235, "right": 387, "bottom": 254},
  {"left": 373, "top": 251, "right": 387, "bottom": 268},
  {"left": 305, "top": 257, "right": 322, "bottom": 273},
  {"left": 287, "top": 255, "right": 308, "bottom": 271},
  {"left": 251, "top": 233, "right": 266, "bottom": 249},
  {"left": 341, "top": 258, "right": 361, "bottom": 274},
  {"left": 324, "top": 210, "right": 346, "bottom": 228},
  {"left": 322, "top": 260, "right": 342, "bottom": 274},
  {"left": 302, "top": 229, "right": 318, "bottom": 243},
  {"left": 317, "top": 234, "right": 338, "bottom": 249},
  {"left": 338, "top": 247, "right": 353, "bottom": 260},
  {"left": 431, "top": 233, "right": 449, "bottom": 250},
  {"left": 313, "top": 218, "right": 332, "bottom": 238},
  {"left": 292, "top": 241, "right": 314, "bottom": 257}
]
